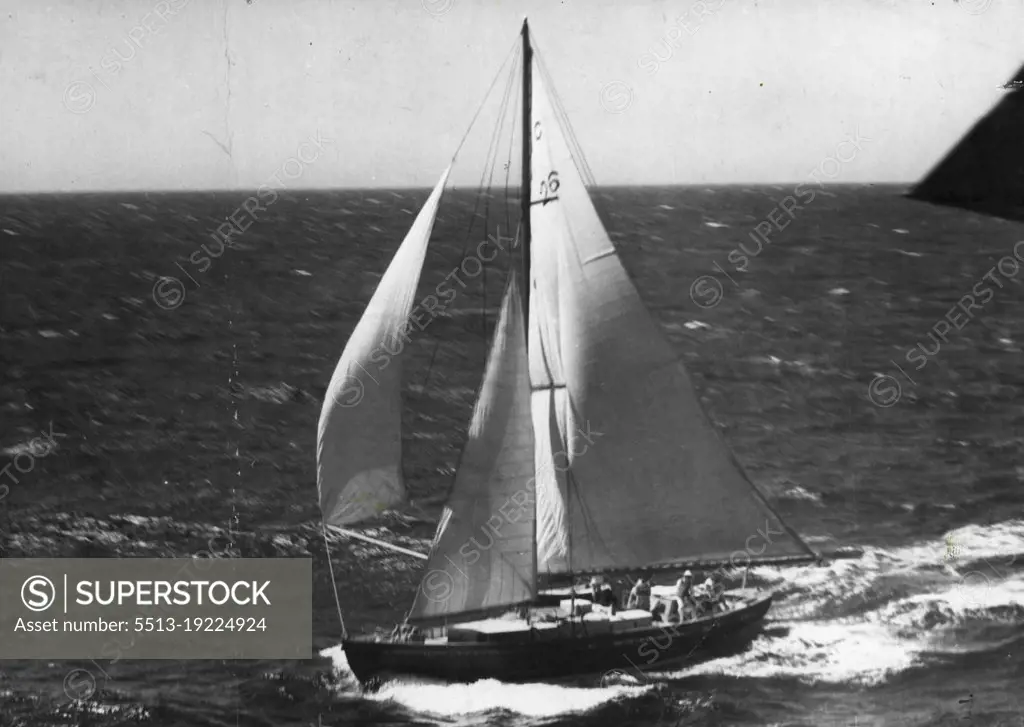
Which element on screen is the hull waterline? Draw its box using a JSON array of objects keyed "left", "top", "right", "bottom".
[{"left": 342, "top": 594, "right": 773, "bottom": 686}]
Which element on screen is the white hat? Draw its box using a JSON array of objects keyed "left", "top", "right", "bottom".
[{"left": 683, "top": 570, "right": 693, "bottom": 577}]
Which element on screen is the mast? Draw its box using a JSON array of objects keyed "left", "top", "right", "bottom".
[
  {"left": 520, "top": 17, "right": 537, "bottom": 598},
  {"left": 520, "top": 18, "right": 532, "bottom": 327}
]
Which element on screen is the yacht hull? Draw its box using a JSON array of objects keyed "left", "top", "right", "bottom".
[{"left": 342, "top": 594, "right": 772, "bottom": 686}]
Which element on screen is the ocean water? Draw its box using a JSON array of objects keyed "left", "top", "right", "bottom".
[{"left": 0, "top": 184, "right": 1022, "bottom": 726}]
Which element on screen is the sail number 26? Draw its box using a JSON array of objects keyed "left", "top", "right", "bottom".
[
  {"left": 532, "top": 121, "right": 560, "bottom": 205},
  {"left": 537, "top": 171, "right": 560, "bottom": 203}
]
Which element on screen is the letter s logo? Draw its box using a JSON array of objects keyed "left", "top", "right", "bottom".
[{"left": 22, "top": 575, "right": 56, "bottom": 612}]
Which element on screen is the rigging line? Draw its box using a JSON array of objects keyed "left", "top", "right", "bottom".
[
  {"left": 458, "top": 44, "right": 520, "bottom": 256},
  {"left": 543, "top": 58, "right": 597, "bottom": 190},
  {"left": 320, "top": 520, "right": 348, "bottom": 640},
  {"left": 503, "top": 64, "right": 520, "bottom": 246},
  {"left": 418, "top": 46, "right": 520, "bottom": 398},
  {"left": 401, "top": 519, "right": 447, "bottom": 625},
  {"left": 562, "top": 396, "right": 626, "bottom": 571},
  {"left": 489, "top": 50, "right": 519, "bottom": 187},
  {"left": 480, "top": 49, "right": 519, "bottom": 213},
  {"left": 417, "top": 336, "right": 445, "bottom": 400},
  {"left": 482, "top": 247, "right": 486, "bottom": 335},
  {"left": 532, "top": 41, "right": 598, "bottom": 188},
  {"left": 531, "top": 43, "right": 574, "bottom": 161},
  {"left": 545, "top": 54, "right": 598, "bottom": 190},
  {"left": 459, "top": 46, "right": 517, "bottom": 337},
  {"left": 451, "top": 36, "right": 520, "bottom": 165},
  {"left": 479, "top": 51, "right": 520, "bottom": 335},
  {"left": 533, "top": 45, "right": 594, "bottom": 189},
  {"left": 480, "top": 53, "right": 517, "bottom": 334}
]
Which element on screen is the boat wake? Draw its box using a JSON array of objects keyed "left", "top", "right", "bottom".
[
  {"left": 670, "top": 519, "right": 1024, "bottom": 686},
  {"left": 326, "top": 520, "right": 1024, "bottom": 719}
]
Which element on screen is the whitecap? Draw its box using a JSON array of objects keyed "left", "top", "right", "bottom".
[
  {"left": 780, "top": 486, "right": 823, "bottom": 504},
  {"left": 672, "top": 620, "right": 918, "bottom": 686}
]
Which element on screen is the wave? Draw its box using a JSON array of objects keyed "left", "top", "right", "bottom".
[{"left": 676, "top": 520, "right": 1024, "bottom": 685}]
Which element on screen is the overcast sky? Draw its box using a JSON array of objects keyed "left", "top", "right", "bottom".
[{"left": 1, "top": 0, "right": 1020, "bottom": 192}]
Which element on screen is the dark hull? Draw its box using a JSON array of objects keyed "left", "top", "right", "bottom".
[{"left": 343, "top": 594, "right": 772, "bottom": 685}]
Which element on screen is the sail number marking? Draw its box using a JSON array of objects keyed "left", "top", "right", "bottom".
[{"left": 532, "top": 171, "right": 560, "bottom": 206}]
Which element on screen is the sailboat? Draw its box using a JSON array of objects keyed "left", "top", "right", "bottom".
[{"left": 317, "top": 20, "right": 850, "bottom": 686}]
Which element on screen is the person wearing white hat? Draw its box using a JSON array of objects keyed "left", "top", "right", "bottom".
[
  {"left": 673, "top": 570, "right": 697, "bottom": 622},
  {"left": 705, "top": 573, "right": 727, "bottom": 613}
]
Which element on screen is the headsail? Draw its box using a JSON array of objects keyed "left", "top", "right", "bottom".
[
  {"left": 317, "top": 168, "right": 450, "bottom": 526},
  {"left": 407, "top": 274, "right": 536, "bottom": 627},
  {"left": 527, "top": 69, "right": 816, "bottom": 574}
]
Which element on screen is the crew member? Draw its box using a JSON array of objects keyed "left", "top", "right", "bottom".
[
  {"left": 589, "top": 576, "right": 618, "bottom": 613},
  {"left": 674, "top": 570, "right": 697, "bottom": 622},
  {"left": 627, "top": 576, "right": 652, "bottom": 611},
  {"left": 693, "top": 577, "right": 713, "bottom": 617},
  {"left": 701, "top": 575, "right": 727, "bottom": 614}
]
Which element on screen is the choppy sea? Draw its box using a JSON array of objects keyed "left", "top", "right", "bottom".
[{"left": 1, "top": 184, "right": 1022, "bottom": 726}]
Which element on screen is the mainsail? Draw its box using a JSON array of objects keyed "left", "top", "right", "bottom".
[
  {"left": 317, "top": 167, "right": 450, "bottom": 526},
  {"left": 527, "top": 68, "right": 816, "bottom": 574},
  {"left": 407, "top": 274, "right": 536, "bottom": 626}
]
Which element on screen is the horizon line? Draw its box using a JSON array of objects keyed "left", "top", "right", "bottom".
[{"left": 0, "top": 181, "right": 916, "bottom": 197}]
